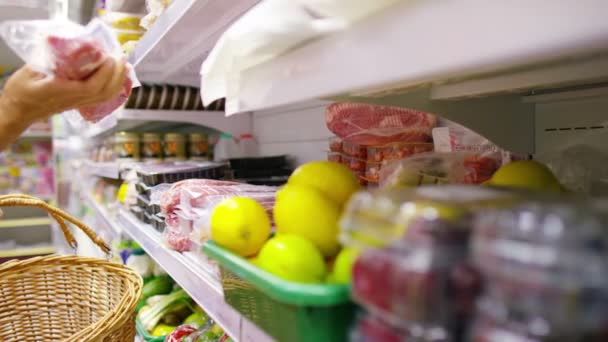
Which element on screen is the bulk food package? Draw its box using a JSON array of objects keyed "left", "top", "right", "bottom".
[{"left": 0, "top": 19, "right": 139, "bottom": 125}]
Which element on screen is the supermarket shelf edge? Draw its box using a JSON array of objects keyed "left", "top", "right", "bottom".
[
  {"left": 0, "top": 217, "right": 52, "bottom": 229},
  {"left": 82, "top": 192, "right": 123, "bottom": 240},
  {"left": 84, "top": 109, "right": 252, "bottom": 139},
  {"left": 235, "top": 0, "right": 608, "bottom": 113},
  {"left": 0, "top": 246, "right": 55, "bottom": 258},
  {"left": 117, "top": 208, "right": 271, "bottom": 342},
  {"left": 129, "top": 0, "right": 260, "bottom": 86},
  {"left": 86, "top": 161, "right": 121, "bottom": 179}
]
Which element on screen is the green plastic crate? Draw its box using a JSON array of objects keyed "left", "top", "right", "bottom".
[
  {"left": 136, "top": 317, "right": 166, "bottom": 342},
  {"left": 203, "top": 241, "right": 356, "bottom": 342}
]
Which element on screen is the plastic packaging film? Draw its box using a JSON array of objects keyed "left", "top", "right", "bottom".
[
  {"left": 201, "top": 0, "right": 405, "bottom": 114},
  {"left": 0, "top": 19, "right": 140, "bottom": 125}
]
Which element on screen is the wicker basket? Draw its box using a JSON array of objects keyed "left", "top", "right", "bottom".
[{"left": 0, "top": 194, "right": 143, "bottom": 342}]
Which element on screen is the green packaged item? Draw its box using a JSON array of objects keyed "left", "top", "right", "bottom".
[
  {"left": 203, "top": 241, "right": 355, "bottom": 342},
  {"left": 136, "top": 317, "right": 166, "bottom": 342}
]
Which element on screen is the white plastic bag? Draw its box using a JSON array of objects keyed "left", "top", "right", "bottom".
[
  {"left": 201, "top": 0, "right": 406, "bottom": 114},
  {"left": 201, "top": 0, "right": 344, "bottom": 114},
  {"left": 537, "top": 144, "right": 608, "bottom": 195},
  {"left": 296, "top": 0, "right": 403, "bottom": 23},
  {"left": 0, "top": 19, "right": 139, "bottom": 124}
]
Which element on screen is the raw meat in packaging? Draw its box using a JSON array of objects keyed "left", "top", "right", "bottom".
[
  {"left": 159, "top": 179, "right": 277, "bottom": 251},
  {"left": 325, "top": 103, "right": 437, "bottom": 145},
  {"left": 379, "top": 152, "right": 505, "bottom": 188},
  {"left": 432, "top": 122, "right": 524, "bottom": 184},
  {"left": 0, "top": 19, "right": 139, "bottom": 123}
]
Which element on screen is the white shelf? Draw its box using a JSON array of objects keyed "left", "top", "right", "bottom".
[
  {"left": 232, "top": 0, "right": 608, "bottom": 113},
  {"left": 118, "top": 208, "right": 273, "bottom": 342},
  {"left": 130, "top": 0, "right": 259, "bottom": 86},
  {"left": 0, "top": 0, "right": 50, "bottom": 68},
  {"left": 20, "top": 131, "right": 52, "bottom": 139},
  {"left": 82, "top": 192, "right": 122, "bottom": 241},
  {"left": 0, "top": 217, "right": 52, "bottom": 229},
  {"left": 84, "top": 109, "right": 252, "bottom": 139},
  {"left": 86, "top": 161, "right": 121, "bottom": 179},
  {"left": 0, "top": 246, "right": 54, "bottom": 258}
]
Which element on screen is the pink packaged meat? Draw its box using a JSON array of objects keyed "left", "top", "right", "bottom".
[
  {"left": 0, "top": 19, "right": 139, "bottom": 123},
  {"left": 325, "top": 103, "right": 437, "bottom": 145},
  {"left": 48, "top": 36, "right": 133, "bottom": 122},
  {"left": 159, "top": 179, "right": 277, "bottom": 251}
]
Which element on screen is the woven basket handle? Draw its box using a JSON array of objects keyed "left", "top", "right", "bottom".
[{"left": 0, "top": 194, "right": 111, "bottom": 254}]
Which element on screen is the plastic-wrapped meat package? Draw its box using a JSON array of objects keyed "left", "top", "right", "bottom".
[
  {"left": 0, "top": 19, "right": 138, "bottom": 123},
  {"left": 159, "top": 179, "right": 277, "bottom": 252},
  {"left": 325, "top": 103, "right": 437, "bottom": 145},
  {"left": 432, "top": 122, "right": 526, "bottom": 184}
]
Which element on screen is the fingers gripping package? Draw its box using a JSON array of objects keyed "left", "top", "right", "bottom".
[
  {"left": 158, "top": 179, "right": 277, "bottom": 252},
  {"left": 325, "top": 103, "right": 437, "bottom": 145},
  {"left": 0, "top": 19, "right": 139, "bottom": 123}
]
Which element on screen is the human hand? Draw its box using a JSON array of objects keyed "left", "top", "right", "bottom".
[{"left": 0, "top": 57, "right": 128, "bottom": 125}]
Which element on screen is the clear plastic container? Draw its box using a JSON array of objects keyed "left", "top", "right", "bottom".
[
  {"left": 472, "top": 201, "right": 608, "bottom": 341},
  {"left": 188, "top": 133, "right": 209, "bottom": 161},
  {"left": 367, "top": 143, "right": 434, "bottom": 163},
  {"left": 115, "top": 131, "right": 140, "bottom": 162},
  {"left": 351, "top": 314, "right": 409, "bottom": 342},
  {"left": 343, "top": 141, "right": 367, "bottom": 159},
  {"left": 163, "top": 133, "right": 187, "bottom": 161},
  {"left": 343, "top": 154, "right": 366, "bottom": 172},
  {"left": 214, "top": 133, "right": 240, "bottom": 161},
  {"left": 141, "top": 133, "right": 163, "bottom": 162},
  {"left": 329, "top": 136, "right": 343, "bottom": 153},
  {"left": 364, "top": 160, "right": 384, "bottom": 182},
  {"left": 327, "top": 151, "right": 342, "bottom": 163},
  {"left": 239, "top": 134, "right": 258, "bottom": 157},
  {"left": 351, "top": 216, "right": 480, "bottom": 337},
  {"left": 340, "top": 186, "right": 521, "bottom": 249}
]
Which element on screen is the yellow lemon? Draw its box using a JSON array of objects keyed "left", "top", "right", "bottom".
[
  {"left": 256, "top": 234, "right": 327, "bottom": 283},
  {"left": 486, "top": 160, "right": 562, "bottom": 192},
  {"left": 211, "top": 197, "right": 271, "bottom": 257},
  {"left": 274, "top": 184, "right": 342, "bottom": 257},
  {"left": 328, "top": 247, "right": 360, "bottom": 284},
  {"left": 288, "top": 161, "right": 360, "bottom": 206}
]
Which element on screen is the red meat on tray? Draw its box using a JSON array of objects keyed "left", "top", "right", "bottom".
[
  {"left": 47, "top": 35, "right": 132, "bottom": 123},
  {"left": 325, "top": 103, "right": 437, "bottom": 145}
]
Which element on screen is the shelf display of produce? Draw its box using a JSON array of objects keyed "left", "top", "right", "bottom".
[{"left": 118, "top": 208, "right": 272, "bottom": 342}]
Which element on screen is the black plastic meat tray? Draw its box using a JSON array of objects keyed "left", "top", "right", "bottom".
[
  {"left": 136, "top": 162, "right": 227, "bottom": 186},
  {"left": 237, "top": 176, "right": 290, "bottom": 186},
  {"left": 150, "top": 214, "right": 166, "bottom": 233},
  {"left": 231, "top": 167, "right": 292, "bottom": 179},
  {"left": 228, "top": 156, "right": 288, "bottom": 170},
  {"left": 137, "top": 195, "right": 161, "bottom": 215}
]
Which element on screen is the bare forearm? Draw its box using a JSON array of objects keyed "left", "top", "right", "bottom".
[{"left": 0, "top": 96, "right": 34, "bottom": 151}]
